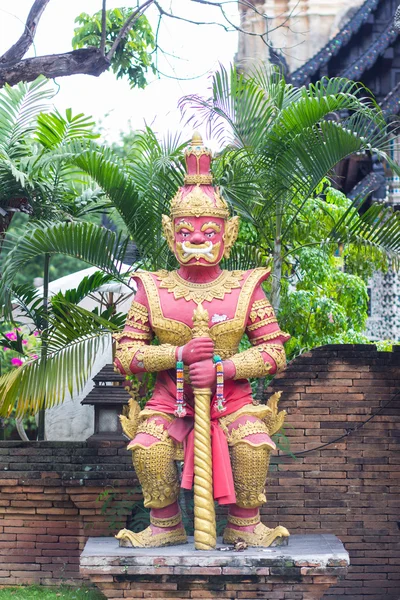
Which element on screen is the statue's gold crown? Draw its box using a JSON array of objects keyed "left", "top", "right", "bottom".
[{"left": 170, "top": 132, "right": 230, "bottom": 220}]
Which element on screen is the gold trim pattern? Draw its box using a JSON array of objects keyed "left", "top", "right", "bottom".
[
  {"left": 219, "top": 404, "right": 272, "bottom": 432},
  {"left": 228, "top": 514, "right": 260, "bottom": 527},
  {"left": 231, "top": 346, "right": 272, "bottom": 380},
  {"left": 249, "top": 299, "right": 275, "bottom": 322},
  {"left": 247, "top": 316, "right": 278, "bottom": 331},
  {"left": 251, "top": 330, "right": 290, "bottom": 343},
  {"left": 128, "top": 301, "right": 149, "bottom": 323},
  {"left": 223, "top": 216, "right": 240, "bottom": 260},
  {"left": 139, "top": 409, "right": 174, "bottom": 423},
  {"left": 226, "top": 420, "right": 270, "bottom": 446},
  {"left": 114, "top": 344, "right": 144, "bottom": 375},
  {"left": 230, "top": 442, "right": 270, "bottom": 508},
  {"left": 130, "top": 440, "right": 180, "bottom": 508},
  {"left": 114, "top": 331, "right": 153, "bottom": 343},
  {"left": 136, "top": 344, "right": 177, "bottom": 372},
  {"left": 157, "top": 269, "right": 243, "bottom": 304},
  {"left": 170, "top": 186, "right": 229, "bottom": 219},
  {"left": 184, "top": 174, "right": 213, "bottom": 185},
  {"left": 136, "top": 419, "right": 169, "bottom": 441},
  {"left": 258, "top": 343, "right": 287, "bottom": 373},
  {"left": 120, "top": 399, "right": 141, "bottom": 440},
  {"left": 126, "top": 319, "right": 150, "bottom": 332},
  {"left": 150, "top": 512, "right": 182, "bottom": 528}
]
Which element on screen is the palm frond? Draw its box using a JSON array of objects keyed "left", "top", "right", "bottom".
[
  {"left": 222, "top": 243, "right": 266, "bottom": 271},
  {"left": 35, "top": 108, "right": 99, "bottom": 149},
  {"left": 0, "top": 77, "right": 54, "bottom": 158},
  {"left": 328, "top": 203, "right": 400, "bottom": 269},
  {"left": 51, "top": 271, "right": 115, "bottom": 306},
  {"left": 0, "top": 332, "right": 110, "bottom": 418},
  {"left": 180, "top": 64, "right": 276, "bottom": 148},
  {"left": 6, "top": 284, "right": 45, "bottom": 330},
  {"left": 1, "top": 221, "right": 133, "bottom": 315}
]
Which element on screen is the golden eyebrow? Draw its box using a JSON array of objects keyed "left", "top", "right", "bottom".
[
  {"left": 175, "top": 220, "right": 194, "bottom": 232},
  {"left": 200, "top": 222, "right": 221, "bottom": 233}
]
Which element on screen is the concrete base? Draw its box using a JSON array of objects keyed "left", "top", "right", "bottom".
[{"left": 80, "top": 534, "right": 349, "bottom": 599}]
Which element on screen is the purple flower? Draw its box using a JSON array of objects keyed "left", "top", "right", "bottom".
[
  {"left": 30, "top": 354, "right": 39, "bottom": 361},
  {"left": 22, "top": 339, "right": 28, "bottom": 345},
  {"left": 3, "top": 347, "right": 8, "bottom": 352},
  {"left": 10, "top": 357, "right": 23, "bottom": 367},
  {"left": 5, "top": 332, "right": 17, "bottom": 341}
]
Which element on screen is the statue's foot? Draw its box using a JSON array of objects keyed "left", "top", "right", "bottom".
[
  {"left": 223, "top": 522, "right": 289, "bottom": 548},
  {"left": 116, "top": 524, "right": 187, "bottom": 548}
]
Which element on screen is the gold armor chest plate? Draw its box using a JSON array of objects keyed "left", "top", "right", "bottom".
[{"left": 135, "top": 268, "right": 270, "bottom": 360}]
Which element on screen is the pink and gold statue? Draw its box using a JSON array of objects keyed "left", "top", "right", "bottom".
[{"left": 114, "top": 132, "right": 290, "bottom": 549}]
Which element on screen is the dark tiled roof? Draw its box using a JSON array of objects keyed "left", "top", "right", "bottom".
[{"left": 290, "top": 0, "right": 380, "bottom": 85}]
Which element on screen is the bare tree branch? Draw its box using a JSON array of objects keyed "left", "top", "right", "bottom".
[
  {"left": 100, "top": 0, "right": 107, "bottom": 56},
  {"left": 106, "top": 0, "right": 154, "bottom": 61},
  {"left": 0, "top": 48, "right": 110, "bottom": 88},
  {"left": 0, "top": 0, "right": 299, "bottom": 89},
  {"left": 153, "top": 0, "right": 230, "bottom": 32},
  {"left": 0, "top": 0, "right": 51, "bottom": 66}
]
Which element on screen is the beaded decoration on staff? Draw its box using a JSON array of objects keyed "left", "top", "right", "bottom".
[
  {"left": 213, "top": 354, "right": 226, "bottom": 413},
  {"left": 175, "top": 348, "right": 187, "bottom": 417}
]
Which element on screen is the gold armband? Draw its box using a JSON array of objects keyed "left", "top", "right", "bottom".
[
  {"left": 136, "top": 344, "right": 177, "bottom": 372},
  {"left": 249, "top": 299, "right": 274, "bottom": 322},
  {"left": 128, "top": 301, "right": 149, "bottom": 323},
  {"left": 250, "top": 329, "right": 290, "bottom": 344},
  {"left": 113, "top": 331, "right": 153, "bottom": 345},
  {"left": 260, "top": 343, "right": 287, "bottom": 373},
  {"left": 126, "top": 319, "right": 151, "bottom": 332},
  {"left": 231, "top": 347, "right": 272, "bottom": 380},
  {"left": 247, "top": 316, "right": 278, "bottom": 331},
  {"left": 114, "top": 342, "right": 146, "bottom": 375}
]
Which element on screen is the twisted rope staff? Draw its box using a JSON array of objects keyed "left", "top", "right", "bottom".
[{"left": 191, "top": 303, "right": 216, "bottom": 550}]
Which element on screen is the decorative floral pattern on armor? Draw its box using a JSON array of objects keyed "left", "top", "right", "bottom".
[
  {"left": 157, "top": 269, "right": 243, "bottom": 303},
  {"left": 249, "top": 298, "right": 275, "bottom": 322}
]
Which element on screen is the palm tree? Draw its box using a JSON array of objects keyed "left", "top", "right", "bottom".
[
  {"left": 180, "top": 65, "right": 400, "bottom": 310},
  {"left": 2, "top": 67, "right": 400, "bottom": 418},
  {"left": 0, "top": 77, "right": 53, "bottom": 242}
]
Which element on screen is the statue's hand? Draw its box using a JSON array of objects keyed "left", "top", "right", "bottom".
[
  {"left": 180, "top": 338, "right": 214, "bottom": 365},
  {"left": 189, "top": 358, "right": 216, "bottom": 388}
]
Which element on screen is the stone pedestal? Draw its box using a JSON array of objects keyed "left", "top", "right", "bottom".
[{"left": 80, "top": 534, "right": 349, "bottom": 600}]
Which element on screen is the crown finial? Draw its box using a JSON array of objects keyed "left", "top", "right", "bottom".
[{"left": 191, "top": 130, "right": 203, "bottom": 146}]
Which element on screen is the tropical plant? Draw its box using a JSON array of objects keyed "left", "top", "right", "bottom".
[
  {"left": 0, "top": 76, "right": 109, "bottom": 244},
  {"left": 3, "top": 68, "right": 400, "bottom": 418},
  {"left": 181, "top": 65, "right": 400, "bottom": 310},
  {"left": 0, "top": 77, "right": 53, "bottom": 240},
  {"left": 0, "top": 259, "right": 129, "bottom": 418}
]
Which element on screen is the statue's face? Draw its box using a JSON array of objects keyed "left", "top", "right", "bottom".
[{"left": 173, "top": 216, "right": 226, "bottom": 266}]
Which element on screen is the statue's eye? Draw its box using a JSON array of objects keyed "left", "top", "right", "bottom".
[
  {"left": 180, "top": 230, "right": 190, "bottom": 238},
  {"left": 205, "top": 230, "right": 215, "bottom": 238}
]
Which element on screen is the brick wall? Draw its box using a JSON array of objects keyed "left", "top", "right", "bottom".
[
  {"left": 0, "top": 344, "right": 399, "bottom": 598},
  {"left": 0, "top": 440, "right": 138, "bottom": 587},
  {"left": 266, "top": 345, "right": 400, "bottom": 600}
]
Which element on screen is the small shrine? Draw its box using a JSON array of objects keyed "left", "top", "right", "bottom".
[{"left": 81, "top": 363, "right": 131, "bottom": 441}]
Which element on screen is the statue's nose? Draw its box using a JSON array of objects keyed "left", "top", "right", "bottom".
[{"left": 191, "top": 232, "right": 204, "bottom": 244}]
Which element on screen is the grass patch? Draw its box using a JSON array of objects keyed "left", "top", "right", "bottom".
[{"left": 0, "top": 586, "right": 106, "bottom": 599}]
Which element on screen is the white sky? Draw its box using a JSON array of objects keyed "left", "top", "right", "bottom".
[{"left": 0, "top": 1, "right": 238, "bottom": 144}]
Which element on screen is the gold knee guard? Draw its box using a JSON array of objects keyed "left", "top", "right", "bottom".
[
  {"left": 230, "top": 441, "right": 271, "bottom": 508},
  {"left": 130, "top": 439, "right": 180, "bottom": 509}
]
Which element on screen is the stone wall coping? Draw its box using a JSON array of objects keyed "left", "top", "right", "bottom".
[{"left": 80, "top": 534, "right": 349, "bottom": 573}]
